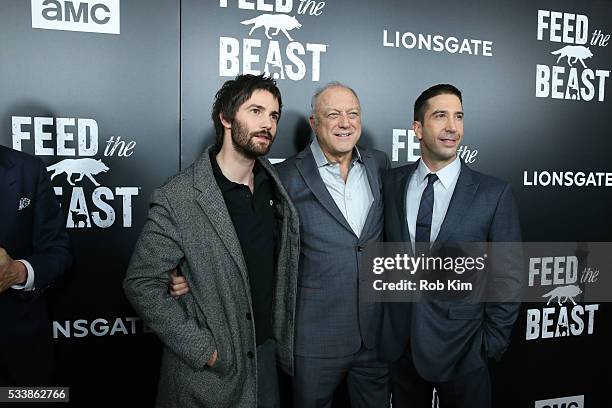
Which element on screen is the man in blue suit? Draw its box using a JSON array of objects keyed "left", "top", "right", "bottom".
[
  {"left": 379, "top": 84, "right": 522, "bottom": 408},
  {"left": 0, "top": 145, "right": 71, "bottom": 386},
  {"left": 276, "top": 83, "right": 390, "bottom": 408}
]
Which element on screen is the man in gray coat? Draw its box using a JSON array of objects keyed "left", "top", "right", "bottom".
[{"left": 124, "top": 74, "right": 299, "bottom": 408}]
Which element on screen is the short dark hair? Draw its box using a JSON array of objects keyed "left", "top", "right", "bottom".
[
  {"left": 414, "top": 84, "right": 462, "bottom": 123},
  {"left": 212, "top": 74, "right": 282, "bottom": 146}
]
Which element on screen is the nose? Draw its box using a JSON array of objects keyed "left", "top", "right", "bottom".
[
  {"left": 261, "top": 115, "right": 273, "bottom": 130},
  {"left": 338, "top": 112, "right": 350, "bottom": 128},
  {"left": 446, "top": 117, "right": 457, "bottom": 132}
]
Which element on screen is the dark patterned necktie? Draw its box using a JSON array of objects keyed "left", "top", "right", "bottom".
[{"left": 415, "top": 173, "right": 438, "bottom": 254}]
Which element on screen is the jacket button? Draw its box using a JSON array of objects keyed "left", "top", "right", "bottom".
[
  {"left": 247, "top": 351, "right": 254, "bottom": 359},
  {"left": 246, "top": 312, "right": 252, "bottom": 320},
  {"left": 357, "top": 245, "right": 364, "bottom": 252}
]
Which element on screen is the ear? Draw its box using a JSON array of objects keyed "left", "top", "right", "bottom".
[
  {"left": 412, "top": 121, "right": 423, "bottom": 140},
  {"left": 220, "top": 113, "right": 232, "bottom": 130},
  {"left": 309, "top": 114, "right": 317, "bottom": 131}
]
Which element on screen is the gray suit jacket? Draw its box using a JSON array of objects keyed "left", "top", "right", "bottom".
[
  {"left": 124, "top": 145, "right": 300, "bottom": 408},
  {"left": 276, "top": 144, "right": 390, "bottom": 358},
  {"left": 379, "top": 160, "right": 523, "bottom": 382}
]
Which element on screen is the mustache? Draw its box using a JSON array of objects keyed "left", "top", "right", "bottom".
[{"left": 251, "top": 131, "right": 273, "bottom": 140}]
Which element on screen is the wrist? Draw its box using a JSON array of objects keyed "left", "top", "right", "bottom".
[{"left": 10, "top": 261, "right": 28, "bottom": 285}]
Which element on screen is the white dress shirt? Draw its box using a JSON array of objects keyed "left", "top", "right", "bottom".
[
  {"left": 406, "top": 156, "right": 461, "bottom": 252},
  {"left": 11, "top": 259, "right": 35, "bottom": 291}
]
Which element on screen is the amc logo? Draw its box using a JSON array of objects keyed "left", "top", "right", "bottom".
[
  {"left": 535, "top": 395, "right": 584, "bottom": 408},
  {"left": 31, "top": 0, "right": 120, "bottom": 34}
]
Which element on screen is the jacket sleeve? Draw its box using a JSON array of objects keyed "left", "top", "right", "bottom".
[
  {"left": 123, "top": 188, "right": 215, "bottom": 369},
  {"left": 23, "top": 157, "right": 72, "bottom": 293},
  {"left": 483, "top": 183, "right": 523, "bottom": 360}
]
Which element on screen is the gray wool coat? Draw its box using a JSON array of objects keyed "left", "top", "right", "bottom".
[{"left": 124, "top": 145, "right": 300, "bottom": 408}]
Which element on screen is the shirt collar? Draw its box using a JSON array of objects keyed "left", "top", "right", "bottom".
[
  {"left": 210, "top": 146, "right": 266, "bottom": 192},
  {"left": 416, "top": 155, "right": 461, "bottom": 190},
  {"left": 310, "top": 137, "right": 362, "bottom": 168}
]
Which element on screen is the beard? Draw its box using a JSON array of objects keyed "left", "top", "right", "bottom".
[{"left": 231, "top": 118, "right": 274, "bottom": 159}]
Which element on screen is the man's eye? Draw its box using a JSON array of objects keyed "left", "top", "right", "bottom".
[
  {"left": 328, "top": 113, "right": 339, "bottom": 119},
  {"left": 271, "top": 114, "right": 279, "bottom": 122},
  {"left": 348, "top": 112, "right": 359, "bottom": 119},
  {"left": 251, "top": 108, "right": 260, "bottom": 114}
]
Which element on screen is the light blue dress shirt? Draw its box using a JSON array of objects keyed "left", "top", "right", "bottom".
[{"left": 310, "top": 138, "right": 373, "bottom": 238}]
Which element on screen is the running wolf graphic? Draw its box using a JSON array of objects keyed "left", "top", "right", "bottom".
[
  {"left": 241, "top": 14, "right": 302, "bottom": 41},
  {"left": 542, "top": 284, "right": 583, "bottom": 306},
  {"left": 551, "top": 45, "right": 593, "bottom": 68},
  {"left": 47, "top": 158, "right": 109, "bottom": 186}
]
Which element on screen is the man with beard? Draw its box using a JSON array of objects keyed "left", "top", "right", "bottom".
[{"left": 124, "top": 74, "right": 300, "bottom": 408}]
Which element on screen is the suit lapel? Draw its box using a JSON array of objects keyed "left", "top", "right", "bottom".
[
  {"left": 357, "top": 149, "right": 380, "bottom": 239},
  {"left": 295, "top": 147, "right": 355, "bottom": 235},
  {"left": 0, "top": 149, "right": 18, "bottom": 246},
  {"left": 193, "top": 147, "right": 249, "bottom": 281},
  {"left": 396, "top": 162, "right": 417, "bottom": 255},
  {"left": 434, "top": 161, "right": 478, "bottom": 245}
]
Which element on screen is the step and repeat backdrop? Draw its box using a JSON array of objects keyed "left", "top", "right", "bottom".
[{"left": 1, "top": 0, "right": 611, "bottom": 406}]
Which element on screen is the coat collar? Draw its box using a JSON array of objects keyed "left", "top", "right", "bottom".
[
  {"left": 192, "top": 145, "right": 298, "bottom": 279},
  {"left": 295, "top": 142, "right": 378, "bottom": 238},
  {"left": 395, "top": 159, "right": 478, "bottom": 250}
]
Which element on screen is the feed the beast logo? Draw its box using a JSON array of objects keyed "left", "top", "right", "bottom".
[
  {"left": 535, "top": 9, "right": 610, "bottom": 101},
  {"left": 219, "top": 0, "right": 328, "bottom": 82},
  {"left": 31, "top": 0, "right": 120, "bottom": 34},
  {"left": 526, "top": 255, "right": 599, "bottom": 341},
  {"left": 12, "top": 116, "right": 139, "bottom": 229}
]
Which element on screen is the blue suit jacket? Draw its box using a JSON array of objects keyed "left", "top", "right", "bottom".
[
  {"left": 379, "top": 160, "right": 522, "bottom": 382},
  {"left": 276, "top": 144, "right": 390, "bottom": 358},
  {"left": 0, "top": 145, "right": 71, "bottom": 383}
]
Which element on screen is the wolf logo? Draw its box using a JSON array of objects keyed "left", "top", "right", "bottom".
[
  {"left": 542, "top": 284, "right": 583, "bottom": 306},
  {"left": 71, "top": 210, "right": 88, "bottom": 228},
  {"left": 47, "top": 158, "right": 109, "bottom": 186},
  {"left": 241, "top": 14, "right": 302, "bottom": 41},
  {"left": 551, "top": 45, "right": 593, "bottom": 68}
]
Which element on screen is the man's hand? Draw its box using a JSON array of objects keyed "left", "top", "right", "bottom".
[
  {"left": 169, "top": 269, "right": 190, "bottom": 298},
  {"left": 208, "top": 350, "right": 218, "bottom": 367},
  {"left": 0, "top": 247, "right": 27, "bottom": 293}
]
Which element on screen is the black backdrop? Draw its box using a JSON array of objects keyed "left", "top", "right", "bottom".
[{"left": 1, "top": 0, "right": 611, "bottom": 406}]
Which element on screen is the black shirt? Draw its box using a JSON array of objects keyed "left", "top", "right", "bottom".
[{"left": 210, "top": 149, "right": 275, "bottom": 346}]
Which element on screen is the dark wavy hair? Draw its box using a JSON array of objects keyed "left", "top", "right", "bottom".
[{"left": 211, "top": 74, "right": 282, "bottom": 146}]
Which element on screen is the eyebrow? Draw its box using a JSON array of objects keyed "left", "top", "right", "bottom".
[
  {"left": 429, "top": 109, "right": 464, "bottom": 116},
  {"left": 246, "top": 103, "right": 280, "bottom": 116},
  {"left": 324, "top": 107, "right": 361, "bottom": 113}
]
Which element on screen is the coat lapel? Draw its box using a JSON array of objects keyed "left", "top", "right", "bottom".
[
  {"left": 192, "top": 146, "right": 249, "bottom": 281},
  {"left": 396, "top": 162, "right": 417, "bottom": 255},
  {"left": 257, "top": 156, "right": 299, "bottom": 229},
  {"left": 0, "top": 149, "right": 17, "bottom": 245},
  {"left": 294, "top": 147, "right": 355, "bottom": 235},
  {"left": 358, "top": 149, "right": 381, "bottom": 239},
  {"left": 434, "top": 161, "right": 478, "bottom": 245}
]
